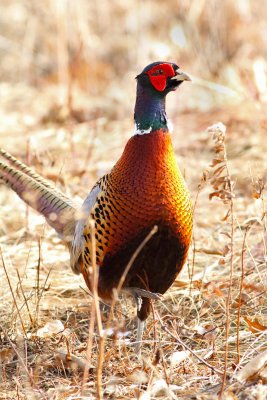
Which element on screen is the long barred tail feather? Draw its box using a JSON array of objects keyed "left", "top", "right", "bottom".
[
  {"left": 0, "top": 148, "right": 66, "bottom": 197},
  {"left": 0, "top": 149, "right": 80, "bottom": 243}
]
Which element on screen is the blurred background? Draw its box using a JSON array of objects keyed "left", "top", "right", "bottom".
[
  {"left": 1, "top": 0, "right": 267, "bottom": 117},
  {"left": 0, "top": 0, "right": 267, "bottom": 103}
]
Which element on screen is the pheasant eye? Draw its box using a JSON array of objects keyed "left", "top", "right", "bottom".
[{"left": 146, "top": 63, "right": 176, "bottom": 91}]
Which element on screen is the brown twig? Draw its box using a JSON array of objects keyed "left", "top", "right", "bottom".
[
  {"left": 0, "top": 323, "right": 47, "bottom": 398},
  {"left": 86, "top": 219, "right": 103, "bottom": 400},
  {"left": 206, "top": 123, "right": 235, "bottom": 396},
  {"left": 34, "top": 236, "right": 42, "bottom": 324},
  {"left": 155, "top": 309, "right": 223, "bottom": 376},
  {"left": 0, "top": 248, "right": 27, "bottom": 336},
  {"left": 25, "top": 138, "right": 31, "bottom": 234},
  {"left": 151, "top": 302, "right": 169, "bottom": 385},
  {"left": 188, "top": 183, "right": 202, "bottom": 293},
  {"left": 219, "top": 175, "right": 234, "bottom": 398},
  {"left": 236, "top": 226, "right": 249, "bottom": 364},
  {"left": 15, "top": 269, "right": 34, "bottom": 326},
  {"left": 114, "top": 225, "right": 158, "bottom": 297}
]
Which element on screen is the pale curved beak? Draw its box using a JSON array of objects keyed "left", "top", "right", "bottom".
[{"left": 171, "top": 69, "right": 191, "bottom": 82}]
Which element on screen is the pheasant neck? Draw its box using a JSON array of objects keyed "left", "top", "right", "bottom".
[{"left": 134, "top": 86, "right": 168, "bottom": 134}]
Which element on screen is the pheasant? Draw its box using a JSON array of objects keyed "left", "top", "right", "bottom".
[{"left": 0, "top": 62, "right": 193, "bottom": 350}]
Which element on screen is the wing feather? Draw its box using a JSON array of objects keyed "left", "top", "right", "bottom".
[{"left": 70, "top": 182, "right": 101, "bottom": 273}]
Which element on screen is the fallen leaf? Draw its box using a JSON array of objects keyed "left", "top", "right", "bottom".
[
  {"left": 169, "top": 350, "right": 190, "bottom": 366},
  {"left": 232, "top": 293, "right": 250, "bottom": 308},
  {"left": 0, "top": 348, "right": 15, "bottom": 364},
  {"left": 127, "top": 370, "right": 148, "bottom": 384},
  {"left": 243, "top": 283, "right": 264, "bottom": 293},
  {"left": 250, "top": 234, "right": 267, "bottom": 261},
  {"left": 236, "top": 350, "right": 267, "bottom": 382},
  {"left": 244, "top": 317, "right": 267, "bottom": 334},
  {"left": 36, "top": 320, "right": 64, "bottom": 338},
  {"left": 260, "top": 366, "right": 267, "bottom": 384},
  {"left": 194, "top": 324, "right": 217, "bottom": 341},
  {"left": 55, "top": 349, "right": 93, "bottom": 372},
  {"left": 173, "top": 280, "right": 189, "bottom": 288},
  {"left": 150, "top": 379, "right": 169, "bottom": 397}
]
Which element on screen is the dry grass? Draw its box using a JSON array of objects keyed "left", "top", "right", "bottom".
[{"left": 0, "top": 1, "right": 267, "bottom": 399}]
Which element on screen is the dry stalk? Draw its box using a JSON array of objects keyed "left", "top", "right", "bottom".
[
  {"left": 151, "top": 301, "right": 169, "bottom": 385},
  {"left": 15, "top": 269, "right": 34, "bottom": 327},
  {"left": 188, "top": 184, "right": 203, "bottom": 293},
  {"left": 155, "top": 309, "right": 223, "bottom": 376},
  {"left": 236, "top": 225, "right": 249, "bottom": 364},
  {"left": 83, "top": 219, "right": 103, "bottom": 400},
  {"left": 81, "top": 296, "right": 96, "bottom": 393},
  {"left": 206, "top": 122, "right": 235, "bottom": 397},
  {"left": 0, "top": 323, "right": 38, "bottom": 393},
  {"left": 33, "top": 235, "right": 51, "bottom": 328},
  {"left": 0, "top": 248, "right": 27, "bottom": 336},
  {"left": 151, "top": 301, "right": 159, "bottom": 355},
  {"left": 256, "top": 178, "right": 266, "bottom": 233},
  {"left": 91, "top": 221, "right": 104, "bottom": 400},
  {"left": 189, "top": 235, "right": 196, "bottom": 296},
  {"left": 55, "top": 1, "right": 70, "bottom": 109},
  {"left": 114, "top": 225, "right": 158, "bottom": 296},
  {"left": 88, "top": 220, "right": 102, "bottom": 337},
  {"left": 251, "top": 177, "right": 267, "bottom": 263},
  {"left": 25, "top": 138, "right": 31, "bottom": 234},
  {"left": 82, "top": 117, "right": 98, "bottom": 175},
  {"left": 34, "top": 236, "right": 42, "bottom": 324}
]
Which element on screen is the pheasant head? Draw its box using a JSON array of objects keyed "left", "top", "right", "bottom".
[{"left": 134, "top": 62, "right": 191, "bottom": 134}]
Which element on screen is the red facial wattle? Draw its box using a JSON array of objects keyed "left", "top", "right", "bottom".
[{"left": 147, "top": 63, "right": 175, "bottom": 92}]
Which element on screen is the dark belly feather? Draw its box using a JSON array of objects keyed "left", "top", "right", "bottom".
[{"left": 98, "top": 224, "right": 187, "bottom": 320}]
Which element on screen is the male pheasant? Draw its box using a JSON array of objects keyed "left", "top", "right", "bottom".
[{"left": 0, "top": 62, "right": 193, "bottom": 350}]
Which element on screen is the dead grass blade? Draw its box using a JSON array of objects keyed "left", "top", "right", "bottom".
[{"left": 0, "top": 248, "right": 27, "bottom": 336}]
